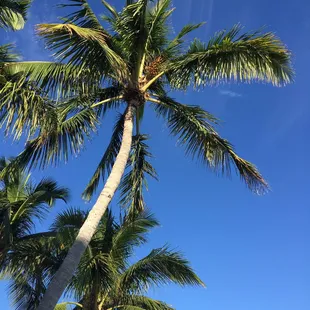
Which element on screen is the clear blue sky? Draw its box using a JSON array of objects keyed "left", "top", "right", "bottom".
[{"left": 1, "top": 0, "right": 309, "bottom": 309}]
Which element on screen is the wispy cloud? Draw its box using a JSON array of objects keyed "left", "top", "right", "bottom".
[{"left": 219, "top": 90, "right": 243, "bottom": 98}]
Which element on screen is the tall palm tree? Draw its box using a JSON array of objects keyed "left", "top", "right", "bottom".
[
  {"left": 0, "top": 157, "right": 69, "bottom": 259},
  {"left": 2, "top": 208, "right": 204, "bottom": 310},
  {"left": 0, "top": 0, "right": 293, "bottom": 307}
]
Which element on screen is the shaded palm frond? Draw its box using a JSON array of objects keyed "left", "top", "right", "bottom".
[
  {"left": 118, "top": 246, "right": 204, "bottom": 293},
  {"left": 7, "top": 101, "right": 99, "bottom": 170},
  {"left": 150, "top": 95, "right": 268, "bottom": 194},
  {"left": 60, "top": 0, "right": 103, "bottom": 29},
  {"left": 50, "top": 207, "right": 87, "bottom": 232},
  {"left": 168, "top": 24, "right": 293, "bottom": 88},
  {"left": 110, "top": 210, "right": 159, "bottom": 264},
  {"left": 0, "top": 43, "right": 19, "bottom": 63},
  {"left": 119, "top": 134, "right": 157, "bottom": 217},
  {"left": 105, "top": 295, "right": 174, "bottom": 310},
  {"left": 83, "top": 113, "right": 125, "bottom": 200},
  {"left": 0, "top": 0, "right": 31, "bottom": 31}
]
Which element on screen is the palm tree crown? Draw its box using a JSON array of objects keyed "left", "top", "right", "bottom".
[
  {"left": 3, "top": 208, "right": 204, "bottom": 310},
  {"left": 0, "top": 0, "right": 292, "bottom": 196},
  {"left": 0, "top": 156, "right": 69, "bottom": 257}
]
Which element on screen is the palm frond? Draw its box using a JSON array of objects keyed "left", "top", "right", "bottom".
[
  {"left": 168, "top": 24, "right": 293, "bottom": 88},
  {"left": 50, "top": 207, "right": 87, "bottom": 232},
  {"left": 110, "top": 210, "right": 159, "bottom": 264},
  {"left": 166, "top": 22, "right": 205, "bottom": 54},
  {"left": 54, "top": 302, "right": 83, "bottom": 310},
  {"left": 0, "top": 72, "right": 55, "bottom": 140},
  {"left": 2, "top": 61, "right": 100, "bottom": 96},
  {"left": 59, "top": 0, "right": 102, "bottom": 29},
  {"left": 150, "top": 95, "right": 268, "bottom": 194},
  {"left": 106, "top": 295, "right": 174, "bottom": 310},
  {"left": 0, "top": 0, "right": 31, "bottom": 31},
  {"left": 114, "top": 0, "right": 150, "bottom": 76},
  {"left": 118, "top": 246, "right": 204, "bottom": 293},
  {"left": 83, "top": 113, "right": 124, "bottom": 200},
  {"left": 0, "top": 43, "right": 19, "bottom": 63},
  {"left": 36, "top": 22, "right": 127, "bottom": 80},
  {"left": 119, "top": 134, "right": 157, "bottom": 217},
  {"left": 6, "top": 100, "right": 99, "bottom": 170}
]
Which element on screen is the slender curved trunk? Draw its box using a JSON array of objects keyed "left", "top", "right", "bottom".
[{"left": 37, "top": 105, "right": 135, "bottom": 310}]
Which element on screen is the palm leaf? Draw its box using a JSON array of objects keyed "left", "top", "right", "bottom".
[
  {"left": 150, "top": 95, "right": 268, "bottom": 194},
  {"left": 105, "top": 295, "right": 173, "bottom": 310},
  {"left": 2, "top": 61, "right": 100, "bottom": 96},
  {"left": 83, "top": 112, "right": 125, "bottom": 200},
  {"left": 118, "top": 246, "right": 204, "bottom": 293},
  {"left": 54, "top": 302, "right": 83, "bottom": 310},
  {"left": 0, "top": 0, "right": 31, "bottom": 31},
  {"left": 168, "top": 24, "right": 293, "bottom": 88},
  {"left": 0, "top": 43, "right": 19, "bottom": 63},
  {"left": 59, "top": 0, "right": 102, "bottom": 29},
  {"left": 119, "top": 134, "right": 157, "bottom": 217},
  {"left": 36, "top": 22, "right": 127, "bottom": 80}
]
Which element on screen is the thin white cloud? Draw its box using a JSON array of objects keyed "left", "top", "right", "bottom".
[{"left": 219, "top": 90, "right": 243, "bottom": 98}]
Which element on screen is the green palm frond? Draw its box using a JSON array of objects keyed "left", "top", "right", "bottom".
[
  {"left": 0, "top": 0, "right": 31, "bottom": 31},
  {"left": 36, "top": 22, "right": 127, "bottom": 80},
  {"left": 8, "top": 101, "right": 99, "bottom": 170},
  {"left": 0, "top": 43, "right": 19, "bottom": 62},
  {"left": 1, "top": 61, "right": 100, "bottom": 96},
  {"left": 54, "top": 302, "right": 83, "bottom": 310},
  {"left": 0, "top": 74, "right": 55, "bottom": 140},
  {"left": 168, "top": 24, "right": 293, "bottom": 88},
  {"left": 118, "top": 246, "right": 204, "bottom": 293},
  {"left": 166, "top": 22, "right": 205, "bottom": 54},
  {"left": 138, "top": 0, "right": 173, "bottom": 75},
  {"left": 83, "top": 113, "right": 125, "bottom": 200},
  {"left": 101, "top": 0, "right": 118, "bottom": 20},
  {"left": 119, "top": 134, "right": 157, "bottom": 217},
  {"left": 1, "top": 238, "right": 58, "bottom": 309},
  {"left": 60, "top": 0, "right": 102, "bottom": 29},
  {"left": 150, "top": 95, "right": 268, "bottom": 194},
  {"left": 110, "top": 210, "right": 159, "bottom": 263},
  {"left": 106, "top": 295, "right": 174, "bottom": 310},
  {"left": 114, "top": 0, "right": 150, "bottom": 76},
  {"left": 50, "top": 207, "right": 87, "bottom": 232}
]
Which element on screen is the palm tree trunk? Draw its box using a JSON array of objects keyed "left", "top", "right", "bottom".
[{"left": 37, "top": 105, "right": 136, "bottom": 310}]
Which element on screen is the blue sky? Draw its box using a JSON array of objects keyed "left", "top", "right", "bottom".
[{"left": 1, "top": 0, "right": 310, "bottom": 309}]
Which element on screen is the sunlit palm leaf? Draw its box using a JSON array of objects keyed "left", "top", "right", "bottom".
[
  {"left": 2, "top": 61, "right": 100, "bottom": 96},
  {"left": 36, "top": 23, "right": 127, "bottom": 80},
  {"left": 0, "top": 0, "right": 31, "bottom": 31},
  {"left": 168, "top": 24, "right": 293, "bottom": 88}
]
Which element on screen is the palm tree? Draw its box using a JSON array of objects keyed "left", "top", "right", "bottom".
[
  {"left": 0, "top": 157, "right": 69, "bottom": 259},
  {"left": 0, "top": 0, "right": 293, "bottom": 307},
  {"left": 2, "top": 208, "right": 204, "bottom": 310}
]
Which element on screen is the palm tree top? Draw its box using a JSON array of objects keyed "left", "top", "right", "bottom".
[
  {"left": 0, "top": 0, "right": 293, "bottom": 200},
  {"left": 2, "top": 207, "right": 204, "bottom": 309}
]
